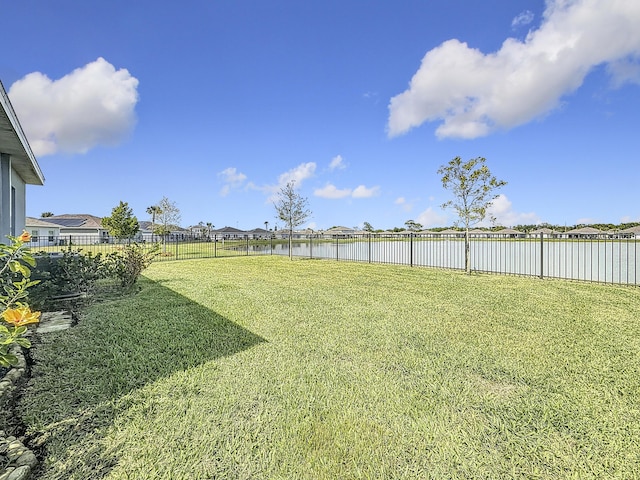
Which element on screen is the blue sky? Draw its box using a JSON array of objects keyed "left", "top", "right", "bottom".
[{"left": 2, "top": 0, "right": 639, "bottom": 231}]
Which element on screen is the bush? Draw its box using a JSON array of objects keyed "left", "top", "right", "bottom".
[{"left": 105, "top": 243, "right": 160, "bottom": 290}]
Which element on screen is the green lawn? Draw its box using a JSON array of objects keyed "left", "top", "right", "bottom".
[{"left": 19, "top": 256, "right": 640, "bottom": 479}]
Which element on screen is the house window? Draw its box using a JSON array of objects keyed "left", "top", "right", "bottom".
[
  {"left": 31, "top": 230, "right": 38, "bottom": 243},
  {"left": 48, "top": 230, "right": 55, "bottom": 242}
]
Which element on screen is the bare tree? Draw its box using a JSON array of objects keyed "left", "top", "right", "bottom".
[
  {"left": 154, "top": 196, "right": 181, "bottom": 246},
  {"left": 274, "top": 181, "right": 311, "bottom": 259},
  {"left": 438, "top": 156, "right": 506, "bottom": 274}
]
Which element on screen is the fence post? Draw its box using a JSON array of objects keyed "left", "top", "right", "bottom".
[
  {"left": 539, "top": 233, "right": 544, "bottom": 279},
  {"left": 410, "top": 233, "right": 414, "bottom": 267},
  {"left": 368, "top": 234, "right": 371, "bottom": 263},
  {"left": 246, "top": 236, "right": 249, "bottom": 256},
  {"left": 175, "top": 236, "right": 179, "bottom": 260},
  {"left": 310, "top": 234, "right": 313, "bottom": 259},
  {"left": 336, "top": 236, "right": 339, "bottom": 261},
  {"left": 214, "top": 235, "right": 217, "bottom": 257}
]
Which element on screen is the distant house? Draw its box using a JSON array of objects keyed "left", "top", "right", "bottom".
[
  {"left": 43, "top": 214, "right": 110, "bottom": 244},
  {"left": 493, "top": 228, "right": 525, "bottom": 239},
  {"left": 325, "top": 226, "right": 355, "bottom": 238},
  {"left": 213, "top": 226, "right": 246, "bottom": 240},
  {"left": 25, "top": 217, "right": 61, "bottom": 245},
  {"left": 530, "top": 227, "right": 561, "bottom": 238},
  {"left": 0, "top": 80, "right": 45, "bottom": 242},
  {"left": 616, "top": 225, "right": 640, "bottom": 239},
  {"left": 562, "top": 226, "right": 606, "bottom": 239},
  {"left": 246, "top": 228, "right": 270, "bottom": 239}
]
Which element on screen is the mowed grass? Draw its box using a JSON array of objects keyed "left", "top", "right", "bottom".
[{"left": 19, "top": 256, "right": 640, "bottom": 479}]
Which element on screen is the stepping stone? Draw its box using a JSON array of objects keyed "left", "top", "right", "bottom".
[{"left": 36, "top": 311, "right": 73, "bottom": 334}]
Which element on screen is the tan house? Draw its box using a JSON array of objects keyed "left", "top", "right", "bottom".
[{"left": 0, "top": 80, "right": 45, "bottom": 242}]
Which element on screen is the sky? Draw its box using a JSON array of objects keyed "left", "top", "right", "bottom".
[{"left": 2, "top": 0, "right": 639, "bottom": 231}]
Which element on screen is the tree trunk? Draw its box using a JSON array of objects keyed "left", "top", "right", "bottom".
[
  {"left": 464, "top": 227, "right": 471, "bottom": 275},
  {"left": 289, "top": 229, "right": 293, "bottom": 260}
]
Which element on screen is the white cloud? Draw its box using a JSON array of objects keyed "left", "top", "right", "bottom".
[
  {"left": 218, "top": 167, "right": 248, "bottom": 196},
  {"left": 329, "top": 155, "right": 346, "bottom": 171},
  {"left": 512, "top": 10, "right": 535, "bottom": 29},
  {"left": 352, "top": 185, "right": 380, "bottom": 198},
  {"left": 277, "top": 162, "right": 316, "bottom": 188},
  {"left": 485, "top": 194, "right": 541, "bottom": 226},
  {"left": 394, "top": 197, "right": 406, "bottom": 205},
  {"left": 9, "top": 57, "right": 139, "bottom": 156},
  {"left": 314, "top": 183, "right": 352, "bottom": 199},
  {"left": 416, "top": 207, "right": 447, "bottom": 228},
  {"left": 256, "top": 162, "right": 317, "bottom": 202},
  {"left": 387, "top": 0, "right": 640, "bottom": 139}
]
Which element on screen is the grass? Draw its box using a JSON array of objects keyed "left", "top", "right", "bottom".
[{"left": 18, "top": 256, "right": 640, "bottom": 479}]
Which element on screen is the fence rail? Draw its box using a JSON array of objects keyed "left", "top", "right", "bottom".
[{"left": 28, "top": 233, "right": 639, "bottom": 286}]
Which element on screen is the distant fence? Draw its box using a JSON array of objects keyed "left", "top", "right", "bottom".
[{"left": 28, "top": 233, "right": 639, "bottom": 286}]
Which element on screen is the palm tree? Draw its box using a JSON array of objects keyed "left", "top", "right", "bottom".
[
  {"left": 206, "top": 222, "right": 213, "bottom": 240},
  {"left": 146, "top": 205, "right": 162, "bottom": 242}
]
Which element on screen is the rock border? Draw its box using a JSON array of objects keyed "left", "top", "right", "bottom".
[{"left": 0, "top": 346, "right": 37, "bottom": 480}]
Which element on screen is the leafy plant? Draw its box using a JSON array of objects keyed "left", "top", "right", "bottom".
[
  {"left": 105, "top": 243, "right": 160, "bottom": 290},
  {"left": 0, "top": 232, "right": 40, "bottom": 367}
]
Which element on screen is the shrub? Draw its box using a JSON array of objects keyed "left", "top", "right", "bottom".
[{"left": 105, "top": 243, "right": 160, "bottom": 290}]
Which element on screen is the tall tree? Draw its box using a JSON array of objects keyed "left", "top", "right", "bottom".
[
  {"left": 363, "top": 221, "right": 374, "bottom": 232},
  {"left": 101, "top": 201, "right": 140, "bottom": 241},
  {"left": 404, "top": 219, "right": 423, "bottom": 232},
  {"left": 274, "top": 181, "right": 311, "bottom": 260},
  {"left": 154, "top": 196, "right": 181, "bottom": 241},
  {"left": 438, "top": 156, "right": 506, "bottom": 274}
]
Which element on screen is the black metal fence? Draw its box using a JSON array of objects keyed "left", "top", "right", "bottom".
[{"left": 28, "top": 233, "right": 639, "bottom": 286}]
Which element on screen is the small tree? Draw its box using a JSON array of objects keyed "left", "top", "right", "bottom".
[
  {"left": 438, "top": 156, "right": 506, "bottom": 274},
  {"left": 274, "top": 181, "right": 311, "bottom": 260},
  {"left": 363, "top": 222, "right": 374, "bottom": 232},
  {"left": 102, "top": 201, "right": 139, "bottom": 242},
  {"left": 154, "top": 196, "right": 181, "bottom": 246}
]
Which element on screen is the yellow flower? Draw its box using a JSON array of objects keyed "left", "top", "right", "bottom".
[
  {"left": 2, "top": 306, "right": 40, "bottom": 327},
  {"left": 19, "top": 231, "right": 31, "bottom": 243}
]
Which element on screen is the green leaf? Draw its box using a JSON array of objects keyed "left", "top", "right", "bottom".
[
  {"left": 15, "top": 337, "right": 31, "bottom": 348},
  {"left": 0, "top": 353, "right": 18, "bottom": 366}
]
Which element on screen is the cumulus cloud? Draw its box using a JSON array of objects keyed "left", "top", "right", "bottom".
[
  {"left": 218, "top": 167, "right": 248, "bottom": 196},
  {"left": 314, "top": 183, "right": 380, "bottom": 199},
  {"left": 9, "top": 57, "right": 139, "bottom": 156},
  {"left": 255, "top": 162, "right": 317, "bottom": 202},
  {"left": 352, "top": 185, "right": 380, "bottom": 198},
  {"left": 329, "top": 155, "right": 346, "bottom": 171},
  {"left": 485, "top": 194, "right": 541, "bottom": 226},
  {"left": 416, "top": 207, "right": 447, "bottom": 228},
  {"left": 387, "top": 0, "right": 640, "bottom": 139},
  {"left": 277, "top": 162, "right": 316, "bottom": 188},
  {"left": 314, "top": 183, "right": 352, "bottom": 199}
]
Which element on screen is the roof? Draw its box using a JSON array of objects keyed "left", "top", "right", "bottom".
[
  {"left": 214, "top": 226, "right": 246, "bottom": 234},
  {"left": 494, "top": 228, "right": 523, "bottom": 235},
  {"left": 25, "top": 217, "right": 61, "bottom": 228},
  {"left": 619, "top": 225, "right": 640, "bottom": 234},
  {"left": 44, "top": 214, "right": 104, "bottom": 229},
  {"left": 0, "top": 80, "right": 44, "bottom": 185},
  {"left": 564, "top": 226, "right": 604, "bottom": 234}
]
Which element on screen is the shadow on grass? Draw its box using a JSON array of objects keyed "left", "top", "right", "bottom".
[{"left": 19, "top": 276, "right": 266, "bottom": 479}]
